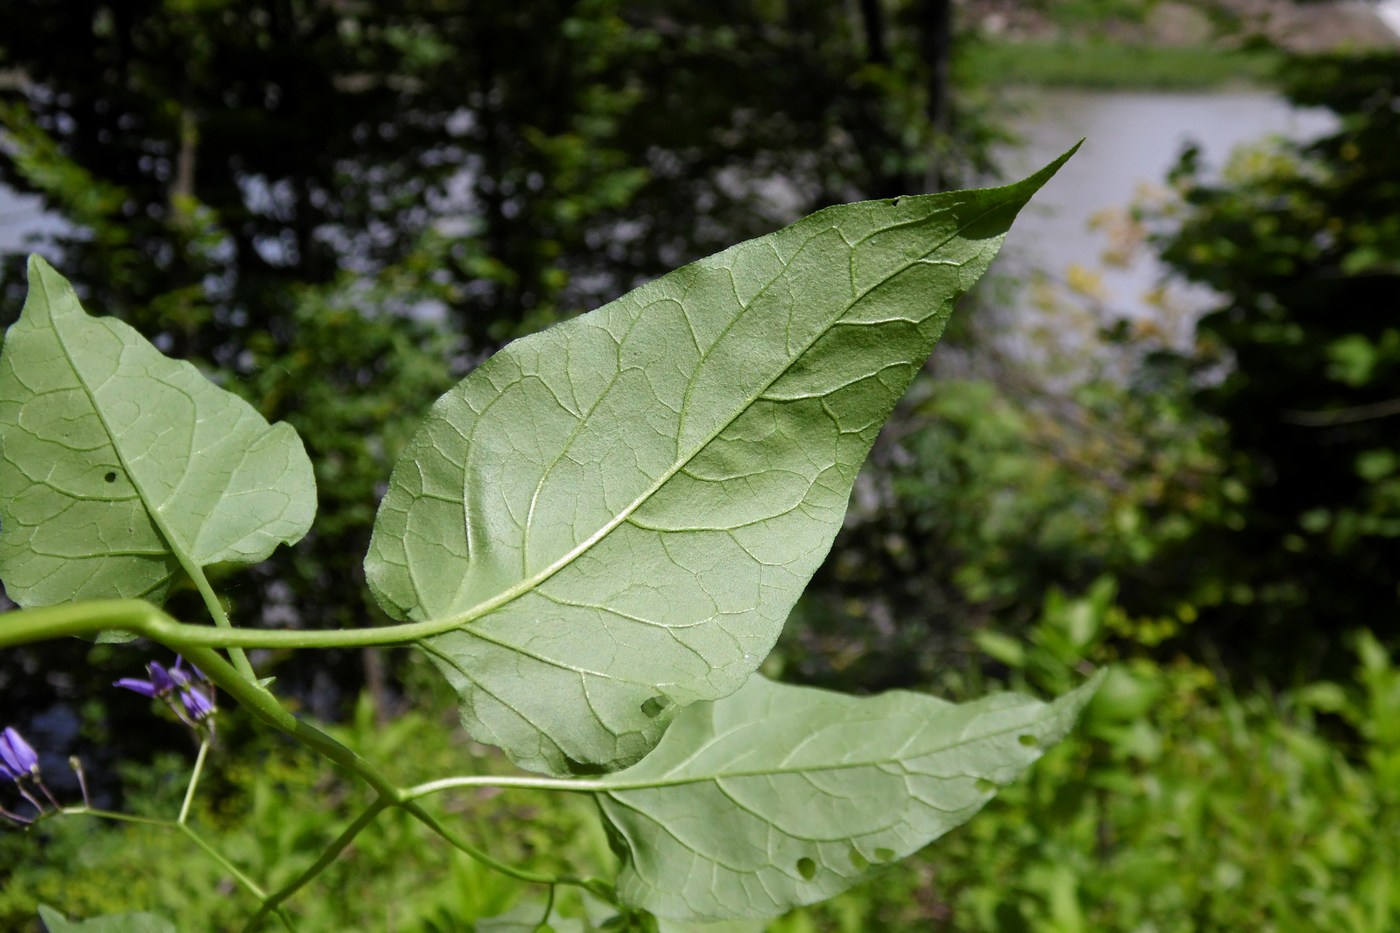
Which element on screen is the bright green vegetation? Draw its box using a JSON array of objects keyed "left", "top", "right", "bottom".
[
  {"left": 0, "top": 159, "right": 1099, "bottom": 928},
  {"left": 7, "top": 603, "right": 1400, "bottom": 931},
  {"left": 3, "top": 0, "right": 1400, "bottom": 927},
  {"left": 796, "top": 593, "right": 1400, "bottom": 931},
  {"left": 0, "top": 693, "right": 622, "bottom": 931},
  {"left": 963, "top": 40, "right": 1282, "bottom": 90}
]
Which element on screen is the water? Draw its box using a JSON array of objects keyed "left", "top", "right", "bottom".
[
  {"left": 996, "top": 88, "right": 1337, "bottom": 340},
  {"left": 0, "top": 183, "right": 65, "bottom": 254},
  {"left": 0, "top": 89, "right": 1339, "bottom": 342}
]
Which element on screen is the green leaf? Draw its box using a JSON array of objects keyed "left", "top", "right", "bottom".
[
  {"left": 596, "top": 671, "right": 1103, "bottom": 921},
  {"left": 474, "top": 902, "right": 587, "bottom": 932},
  {"left": 656, "top": 920, "right": 766, "bottom": 933},
  {"left": 366, "top": 150, "right": 1077, "bottom": 775},
  {"left": 0, "top": 257, "right": 316, "bottom": 607},
  {"left": 38, "top": 905, "right": 177, "bottom": 933}
]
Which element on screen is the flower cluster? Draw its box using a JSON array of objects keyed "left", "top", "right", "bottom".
[
  {"left": 115, "top": 657, "right": 217, "bottom": 733},
  {"left": 0, "top": 725, "right": 74, "bottom": 826},
  {"left": 4, "top": 657, "right": 217, "bottom": 830}
]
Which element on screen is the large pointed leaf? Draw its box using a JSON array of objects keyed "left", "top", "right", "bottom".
[
  {"left": 0, "top": 257, "right": 316, "bottom": 607},
  {"left": 597, "top": 672, "right": 1102, "bottom": 921},
  {"left": 366, "top": 151, "right": 1076, "bottom": 775}
]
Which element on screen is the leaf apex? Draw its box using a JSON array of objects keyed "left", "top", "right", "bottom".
[
  {"left": 22, "top": 254, "right": 77, "bottom": 323},
  {"left": 25, "top": 253, "right": 55, "bottom": 278},
  {"left": 994, "top": 139, "right": 1082, "bottom": 211}
]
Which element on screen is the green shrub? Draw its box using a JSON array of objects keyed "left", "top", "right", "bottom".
[{"left": 787, "top": 590, "right": 1400, "bottom": 931}]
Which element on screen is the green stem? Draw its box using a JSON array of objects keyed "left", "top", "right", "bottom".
[
  {"left": 179, "top": 739, "right": 210, "bottom": 825},
  {"left": 176, "top": 823, "right": 272, "bottom": 902},
  {"left": 0, "top": 598, "right": 427, "bottom": 650},
  {"left": 537, "top": 884, "right": 556, "bottom": 932},
  {"left": 402, "top": 775, "right": 601, "bottom": 799},
  {"left": 60, "top": 807, "right": 294, "bottom": 930},
  {"left": 186, "top": 565, "right": 258, "bottom": 681},
  {"left": 60, "top": 806, "right": 173, "bottom": 829},
  {"left": 0, "top": 599, "right": 177, "bottom": 647},
  {"left": 5, "top": 602, "right": 595, "bottom": 905},
  {"left": 242, "top": 796, "right": 392, "bottom": 933},
  {"left": 178, "top": 645, "right": 391, "bottom": 789},
  {"left": 395, "top": 798, "right": 587, "bottom": 888},
  {"left": 0, "top": 588, "right": 520, "bottom": 651},
  {"left": 174, "top": 647, "right": 588, "bottom": 892}
]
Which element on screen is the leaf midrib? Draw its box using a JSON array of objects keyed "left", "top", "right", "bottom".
[
  {"left": 594, "top": 706, "right": 1049, "bottom": 794},
  {"left": 416, "top": 194, "right": 1010, "bottom": 639},
  {"left": 43, "top": 278, "right": 192, "bottom": 581}
]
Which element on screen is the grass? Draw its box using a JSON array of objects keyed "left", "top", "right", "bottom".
[{"left": 962, "top": 39, "right": 1283, "bottom": 91}]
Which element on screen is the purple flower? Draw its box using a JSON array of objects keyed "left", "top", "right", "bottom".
[
  {"left": 116, "top": 657, "right": 217, "bottom": 733},
  {"left": 113, "top": 677, "right": 159, "bottom": 697},
  {"left": 173, "top": 656, "right": 206, "bottom": 686},
  {"left": 114, "top": 661, "right": 178, "bottom": 698},
  {"left": 179, "top": 687, "right": 215, "bottom": 722},
  {"left": 0, "top": 727, "right": 39, "bottom": 780}
]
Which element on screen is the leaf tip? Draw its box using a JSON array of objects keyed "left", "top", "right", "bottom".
[
  {"left": 1064, "top": 666, "right": 1109, "bottom": 720},
  {"left": 1003, "top": 139, "right": 1082, "bottom": 207},
  {"left": 21, "top": 254, "right": 77, "bottom": 323},
  {"left": 25, "top": 253, "right": 55, "bottom": 279}
]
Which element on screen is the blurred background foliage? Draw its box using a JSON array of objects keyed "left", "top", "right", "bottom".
[{"left": 2, "top": 0, "right": 1400, "bottom": 928}]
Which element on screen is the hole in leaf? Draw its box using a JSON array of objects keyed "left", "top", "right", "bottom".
[
  {"left": 796, "top": 857, "right": 817, "bottom": 881},
  {"left": 890, "top": 197, "right": 901, "bottom": 207},
  {"left": 640, "top": 696, "right": 668, "bottom": 719},
  {"left": 1017, "top": 734, "right": 1039, "bottom": 747},
  {"left": 849, "top": 847, "right": 870, "bottom": 871},
  {"left": 104, "top": 471, "right": 117, "bottom": 483},
  {"left": 873, "top": 847, "right": 896, "bottom": 863},
  {"left": 975, "top": 778, "right": 997, "bottom": 794}
]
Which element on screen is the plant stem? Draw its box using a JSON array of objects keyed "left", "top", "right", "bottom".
[
  {"left": 0, "top": 584, "right": 541, "bottom": 651},
  {"left": 537, "top": 884, "right": 556, "bottom": 932},
  {"left": 187, "top": 565, "right": 258, "bottom": 681},
  {"left": 177, "top": 823, "right": 272, "bottom": 902},
  {"left": 397, "top": 797, "right": 590, "bottom": 887},
  {"left": 59, "top": 806, "right": 172, "bottom": 828},
  {"left": 242, "top": 796, "right": 392, "bottom": 933},
  {"left": 2, "top": 602, "right": 599, "bottom": 906},
  {"left": 60, "top": 807, "right": 294, "bottom": 929},
  {"left": 175, "top": 647, "right": 591, "bottom": 891},
  {"left": 0, "top": 599, "right": 175, "bottom": 646},
  {"left": 0, "top": 598, "right": 422, "bottom": 650},
  {"left": 179, "top": 739, "right": 210, "bottom": 825},
  {"left": 402, "top": 774, "right": 601, "bottom": 798}
]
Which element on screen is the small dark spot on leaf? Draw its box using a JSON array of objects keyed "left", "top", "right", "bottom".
[
  {"left": 873, "top": 847, "right": 897, "bottom": 863},
  {"left": 1018, "top": 734, "right": 1039, "bottom": 747},
  {"left": 890, "top": 197, "right": 901, "bottom": 207},
  {"left": 975, "top": 778, "right": 996, "bottom": 794},
  {"left": 104, "top": 471, "right": 117, "bottom": 483},
  {"left": 640, "top": 696, "right": 668, "bottom": 719},
  {"left": 796, "top": 857, "right": 817, "bottom": 881}
]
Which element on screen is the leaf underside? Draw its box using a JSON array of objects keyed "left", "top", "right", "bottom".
[
  {"left": 366, "top": 150, "right": 1076, "bottom": 776},
  {"left": 598, "top": 672, "right": 1103, "bottom": 921},
  {"left": 37, "top": 905, "right": 178, "bottom": 933},
  {"left": 0, "top": 257, "right": 316, "bottom": 608}
]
